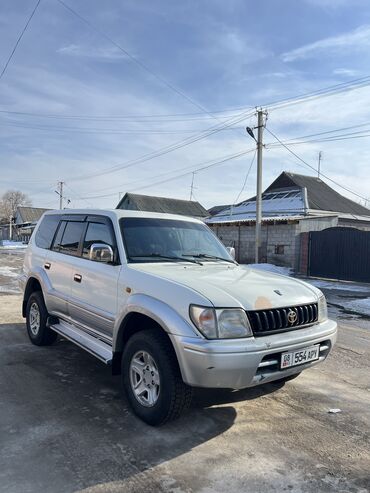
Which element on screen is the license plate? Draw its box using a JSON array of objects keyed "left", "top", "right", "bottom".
[{"left": 280, "top": 345, "right": 320, "bottom": 369}]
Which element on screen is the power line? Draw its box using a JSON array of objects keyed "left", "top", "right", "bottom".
[
  {"left": 73, "top": 147, "right": 253, "bottom": 197},
  {"left": 266, "top": 131, "right": 370, "bottom": 148},
  {"left": 0, "top": 108, "right": 243, "bottom": 122},
  {"left": 266, "top": 75, "right": 370, "bottom": 112},
  {"left": 233, "top": 150, "right": 256, "bottom": 205},
  {"left": 266, "top": 121, "right": 370, "bottom": 145},
  {"left": 0, "top": 0, "right": 41, "bottom": 82},
  {"left": 65, "top": 108, "right": 255, "bottom": 182},
  {"left": 265, "top": 127, "right": 369, "bottom": 202},
  {"left": 78, "top": 148, "right": 255, "bottom": 200},
  {"left": 56, "top": 0, "right": 252, "bottom": 129},
  {"left": 0, "top": 117, "right": 247, "bottom": 135}
]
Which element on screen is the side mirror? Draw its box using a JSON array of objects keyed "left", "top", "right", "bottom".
[
  {"left": 226, "top": 246, "right": 235, "bottom": 259},
  {"left": 89, "top": 243, "right": 114, "bottom": 263}
]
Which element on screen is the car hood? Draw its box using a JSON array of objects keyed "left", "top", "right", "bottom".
[{"left": 130, "top": 263, "right": 320, "bottom": 310}]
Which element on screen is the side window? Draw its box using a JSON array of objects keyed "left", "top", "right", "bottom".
[
  {"left": 52, "top": 221, "right": 67, "bottom": 252},
  {"left": 35, "top": 215, "right": 61, "bottom": 249},
  {"left": 58, "top": 221, "right": 86, "bottom": 256},
  {"left": 82, "top": 222, "right": 114, "bottom": 259}
]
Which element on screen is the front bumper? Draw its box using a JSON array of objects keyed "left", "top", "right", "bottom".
[{"left": 170, "top": 319, "right": 337, "bottom": 389}]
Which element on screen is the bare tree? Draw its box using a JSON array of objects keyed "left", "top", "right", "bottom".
[{"left": 0, "top": 190, "right": 32, "bottom": 220}]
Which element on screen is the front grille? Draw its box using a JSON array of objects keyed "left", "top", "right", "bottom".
[{"left": 247, "top": 303, "right": 318, "bottom": 337}]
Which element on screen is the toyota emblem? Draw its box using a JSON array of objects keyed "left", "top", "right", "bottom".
[{"left": 287, "top": 310, "right": 297, "bottom": 324}]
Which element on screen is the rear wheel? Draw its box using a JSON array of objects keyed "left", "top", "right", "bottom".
[
  {"left": 122, "top": 329, "right": 193, "bottom": 426},
  {"left": 26, "top": 291, "right": 57, "bottom": 346}
]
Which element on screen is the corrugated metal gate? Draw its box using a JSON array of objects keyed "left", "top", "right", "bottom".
[{"left": 309, "top": 227, "right": 370, "bottom": 282}]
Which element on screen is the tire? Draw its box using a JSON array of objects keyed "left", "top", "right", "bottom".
[
  {"left": 273, "top": 372, "right": 301, "bottom": 384},
  {"left": 26, "top": 291, "right": 57, "bottom": 346},
  {"left": 122, "top": 328, "right": 193, "bottom": 426}
]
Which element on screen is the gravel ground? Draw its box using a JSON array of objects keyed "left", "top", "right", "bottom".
[{"left": 0, "top": 252, "right": 369, "bottom": 492}]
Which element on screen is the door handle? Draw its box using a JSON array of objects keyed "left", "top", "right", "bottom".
[
  {"left": 74, "top": 274, "right": 82, "bottom": 283},
  {"left": 44, "top": 262, "right": 51, "bottom": 270}
]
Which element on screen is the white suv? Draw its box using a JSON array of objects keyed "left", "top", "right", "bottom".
[{"left": 20, "top": 209, "right": 337, "bottom": 425}]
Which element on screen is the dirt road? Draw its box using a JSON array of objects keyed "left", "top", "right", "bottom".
[{"left": 0, "top": 292, "right": 369, "bottom": 493}]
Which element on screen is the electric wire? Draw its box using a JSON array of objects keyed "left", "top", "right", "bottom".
[
  {"left": 233, "top": 150, "right": 257, "bottom": 205},
  {"left": 0, "top": 0, "right": 41, "bottom": 81},
  {"left": 78, "top": 148, "right": 255, "bottom": 200},
  {"left": 265, "top": 127, "right": 369, "bottom": 202}
]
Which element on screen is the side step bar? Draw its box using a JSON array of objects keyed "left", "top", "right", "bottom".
[{"left": 49, "top": 320, "right": 113, "bottom": 365}]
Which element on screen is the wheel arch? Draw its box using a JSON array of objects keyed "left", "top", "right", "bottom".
[
  {"left": 112, "top": 311, "right": 175, "bottom": 375},
  {"left": 22, "top": 277, "right": 43, "bottom": 317}
]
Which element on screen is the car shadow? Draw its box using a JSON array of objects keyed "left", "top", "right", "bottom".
[{"left": 0, "top": 323, "right": 281, "bottom": 493}]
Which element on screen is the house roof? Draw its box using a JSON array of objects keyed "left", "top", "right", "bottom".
[
  {"left": 207, "top": 171, "right": 370, "bottom": 224},
  {"left": 116, "top": 193, "right": 208, "bottom": 217},
  {"left": 265, "top": 171, "right": 370, "bottom": 216},
  {"left": 207, "top": 204, "right": 229, "bottom": 216},
  {"left": 206, "top": 188, "right": 306, "bottom": 223},
  {"left": 15, "top": 207, "right": 50, "bottom": 224}
]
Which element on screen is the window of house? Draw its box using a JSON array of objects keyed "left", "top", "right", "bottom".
[{"left": 275, "top": 245, "right": 285, "bottom": 255}]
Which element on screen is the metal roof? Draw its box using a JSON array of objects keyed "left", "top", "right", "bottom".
[
  {"left": 15, "top": 207, "right": 50, "bottom": 224},
  {"left": 208, "top": 171, "right": 370, "bottom": 224},
  {"left": 116, "top": 193, "right": 208, "bottom": 217},
  {"left": 266, "top": 172, "right": 370, "bottom": 216}
]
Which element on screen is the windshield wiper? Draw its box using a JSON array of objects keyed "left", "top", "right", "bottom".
[
  {"left": 129, "top": 254, "right": 203, "bottom": 265},
  {"left": 183, "top": 253, "right": 237, "bottom": 264}
]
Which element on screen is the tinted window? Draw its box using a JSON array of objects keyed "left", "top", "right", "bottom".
[
  {"left": 59, "top": 221, "right": 85, "bottom": 256},
  {"left": 82, "top": 222, "right": 114, "bottom": 258},
  {"left": 52, "top": 221, "right": 67, "bottom": 252},
  {"left": 35, "top": 215, "right": 61, "bottom": 249}
]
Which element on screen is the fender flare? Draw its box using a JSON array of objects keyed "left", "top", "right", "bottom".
[
  {"left": 22, "top": 268, "right": 53, "bottom": 316},
  {"left": 113, "top": 293, "right": 200, "bottom": 352}
]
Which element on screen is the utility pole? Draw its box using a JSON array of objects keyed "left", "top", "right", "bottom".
[
  {"left": 190, "top": 172, "right": 195, "bottom": 201},
  {"left": 9, "top": 215, "right": 13, "bottom": 240},
  {"left": 318, "top": 151, "right": 322, "bottom": 178},
  {"left": 255, "top": 109, "right": 265, "bottom": 264},
  {"left": 56, "top": 181, "right": 65, "bottom": 209}
]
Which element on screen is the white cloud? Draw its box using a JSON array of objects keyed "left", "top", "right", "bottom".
[
  {"left": 282, "top": 25, "right": 370, "bottom": 62},
  {"left": 57, "top": 44, "right": 128, "bottom": 61},
  {"left": 333, "top": 68, "right": 360, "bottom": 77}
]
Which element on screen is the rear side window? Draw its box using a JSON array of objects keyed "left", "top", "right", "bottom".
[
  {"left": 82, "top": 222, "right": 114, "bottom": 258},
  {"left": 52, "top": 221, "right": 67, "bottom": 252},
  {"left": 58, "top": 221, "right": 86, "bottom": 256},
  {"left": 35, "top": 215, "right": 61, "bottom": 249}
]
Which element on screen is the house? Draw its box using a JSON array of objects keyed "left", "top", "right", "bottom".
[
  {"left": 116, "top": 193, "right": 208, "bottom": 218},
  {"left": 206, "top": 171, "right": 370, "bottom": 280},
  {"left": 14, "top": 207, "right": 50, "bottom": 242}
]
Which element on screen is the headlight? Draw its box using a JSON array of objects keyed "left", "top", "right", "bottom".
[
  {"left": 318, "top": 294, "right": 328, "bottom": 322},
  {"left": 189, "top": 305, "right": 252, "bottom": 339}
]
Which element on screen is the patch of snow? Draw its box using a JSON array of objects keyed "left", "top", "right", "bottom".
[
  {"left": 0, "top": 266, "right": 20, "bottom": 278},
  {"left": 0, "top": 284, "right": 20, "bottom": 294},
  {"left": 248, "top": 263, "right": 293, "bottom": 277},
  {"left": 0, "top": 245, "right": 26, "bottom": 250},
  {"left": 307, "top": 278, "right": 369, "bottom": 293},
  {"left": 344, "top": 298, "right": 370, "bottom": 317}
]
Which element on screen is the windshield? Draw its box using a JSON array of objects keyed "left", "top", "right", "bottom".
[{"left": 120, "top": 217, "right": 233, "bottom": 263}]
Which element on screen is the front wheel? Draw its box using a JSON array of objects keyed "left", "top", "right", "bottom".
[
  {"left": 26, "top": 291, "right": 57, "bottom": 346},
  {"left": 122, "top": 329, "right": 193, "bottom": 426}
]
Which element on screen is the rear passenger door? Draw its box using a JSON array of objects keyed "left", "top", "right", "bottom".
[
  {"left": 68, "top": 216, "right": 121, "bottom": 340},
  {"left": 45, "top": 217, "right": 86, "bottom": 319}
]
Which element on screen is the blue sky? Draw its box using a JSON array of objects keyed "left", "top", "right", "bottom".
[{"left": 1, "top": 0, "right": 370, "bottom": 209}]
